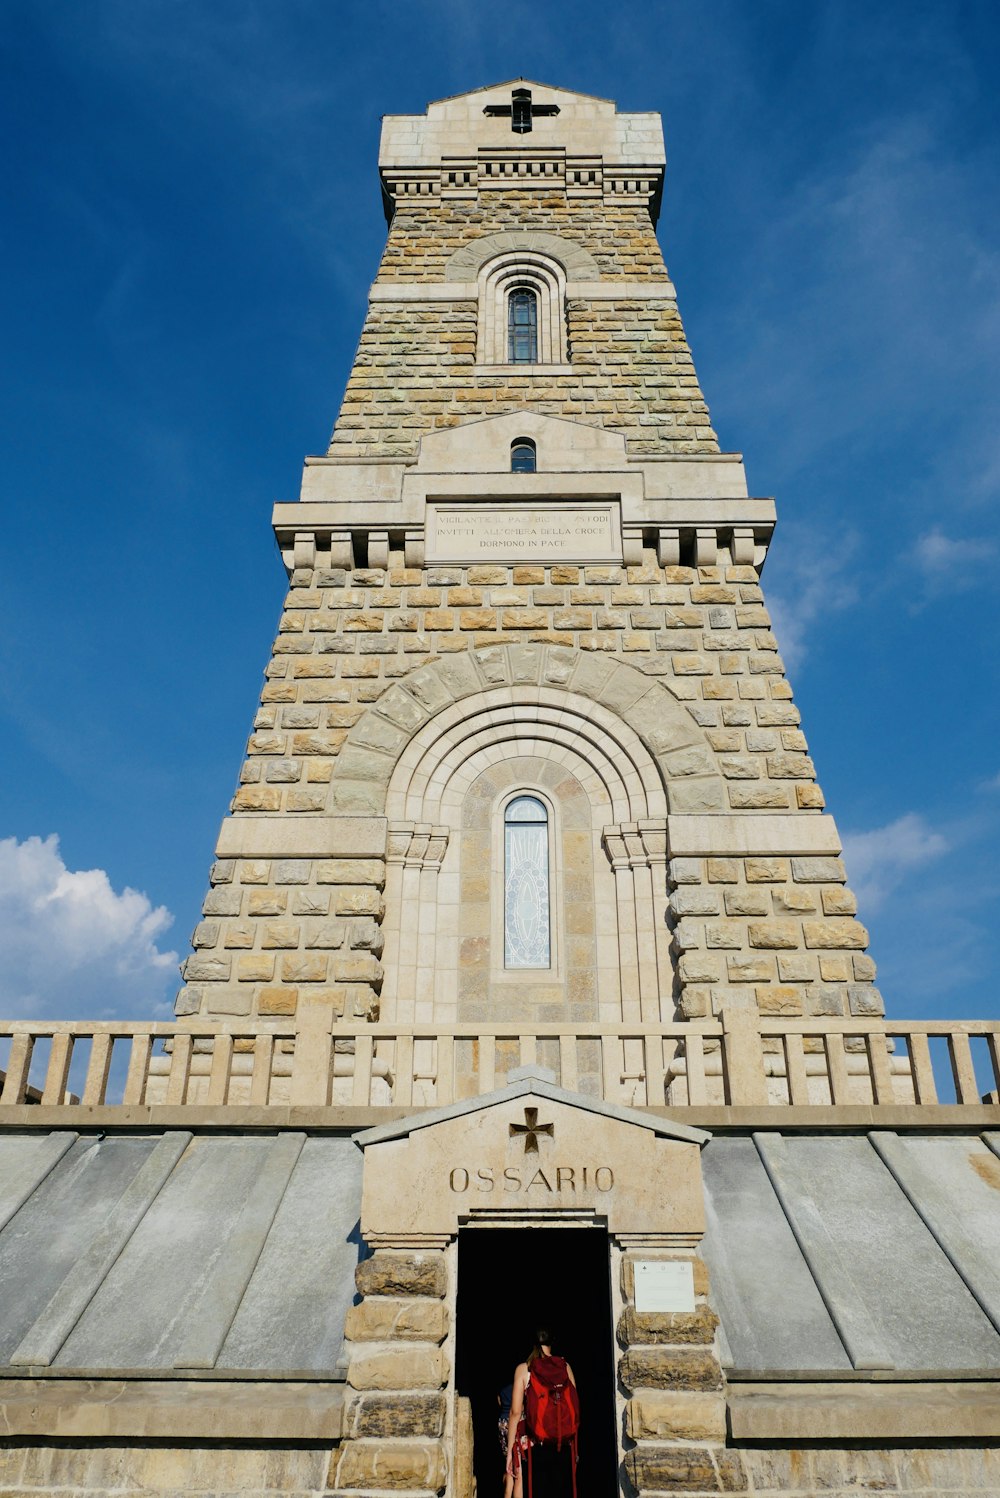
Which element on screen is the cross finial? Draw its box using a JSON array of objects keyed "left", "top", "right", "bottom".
[
  {"left": 483, "top": 88, "right": 560, "bottom": 135},
  {"left": 509, "top": 1106, "right": 554, "bottom": 1154}
]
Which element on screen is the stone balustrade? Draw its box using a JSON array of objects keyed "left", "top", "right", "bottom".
[{"left": 1, "top": 1016, "right": 998, "bottom": 1112}]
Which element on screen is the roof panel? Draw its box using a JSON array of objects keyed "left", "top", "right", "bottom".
[
  {"left": 785, "top": 1136, "right": 1000, "bottom": 1371},
  {"left": 701, "top": 1133, "right": 1000, "bottom": 1375},
  {"left": 219, "top": 1137, "right": 363, "bottom": 1373},
  {"left": 0, "top": 1137, "right": 159, "bottom": 1366},
  {"left": 57, "top": 1136, "right": 294, "bottom": 1369},
  {"left": 700, "top": 1137, "right": 850, "bottom": 1371}
]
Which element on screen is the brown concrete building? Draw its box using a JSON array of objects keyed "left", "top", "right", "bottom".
[{"left": 1, "top": 80, "right": 1000, "bottom": 1498}]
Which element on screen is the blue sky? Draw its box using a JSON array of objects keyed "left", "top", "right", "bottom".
[{"left": 1, "top": 0, "right": 998, "bottom": 1024}]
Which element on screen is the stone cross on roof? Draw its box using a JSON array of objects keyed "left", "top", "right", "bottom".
[{"left": 483, "top": 86, "right": 560, "bottom": 133}]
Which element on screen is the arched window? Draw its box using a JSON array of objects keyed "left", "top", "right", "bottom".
[
  {"left": 507, "top": 287, "right": 538, "bottom": 363},
  {"left": 511, "top": 437, "right": 536, "bottom": 474},
  {"left": 504, "top": 795, "right": 550, "bottom": 969},
  {"left": 477, "top": 253, "right": 568, "bottom": 367}
]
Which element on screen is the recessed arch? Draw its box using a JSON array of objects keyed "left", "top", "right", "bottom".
[
  {"left": 478, "top": 252, "right": 567, "bottom": 365},
  {"left": 333, "top": 644, "right": 726, "bottom": 821},
  {"left": 445, "top": 229, "right": 600, "bottom": 282},
  {"left": 387, "top": 692, "right": 665, "bottom": 825}
]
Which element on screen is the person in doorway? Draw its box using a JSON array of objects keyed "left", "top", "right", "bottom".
[
  {"left": 505, "top": 1328, "right": 579, "bottom": 1498},
  {"left": 498, "top": 1381, "right": 519, "bottom": 1498}
]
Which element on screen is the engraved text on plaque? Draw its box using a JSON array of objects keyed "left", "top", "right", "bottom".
[{"left": 426, "top": 502, "right": 622, "bottom": 564}]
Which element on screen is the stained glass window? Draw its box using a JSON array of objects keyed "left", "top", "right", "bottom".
[
  {"left": 508, "top": 288, "right": 538, "bottom": 364},
  {"left": 504, "top": 795, "right": 550, "bottom": 969}
]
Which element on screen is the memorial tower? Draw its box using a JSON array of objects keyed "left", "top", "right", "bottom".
[
  {"left": 3, "top": 81, "right": 999, "bottom": 1498},
  {"left": 177, "top": 78, "right": 883, "bottom": 1065}
]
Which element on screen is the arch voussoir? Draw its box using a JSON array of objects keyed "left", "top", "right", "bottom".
[{"left": 332, "top": 646, "right": 725, "bottom": 817}]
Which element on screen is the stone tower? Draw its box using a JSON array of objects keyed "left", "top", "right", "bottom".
[
  {"left": 4, "top": 79, "right": 1000, "bottom": 1498},
  {"left": 176, "top": 78, "right": 881, "bottom": 1075}
]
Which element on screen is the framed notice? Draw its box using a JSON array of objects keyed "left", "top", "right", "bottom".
[
  {"left": 425, "top": 501, "right": 622, "bottom": 564},
  {"left": 633, "top": 1259, "right": 696, "bottom": 1314}
]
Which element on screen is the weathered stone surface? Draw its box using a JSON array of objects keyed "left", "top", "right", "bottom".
[
  {"left": 802, "top": 918, "right": 869, "bottom": 949},
  {"left": 756, "top": 985, "right": 804, "bottom": 1015},
  {"left": 356, "top": 1252, "right": 447, "bottom": 1299},
  {"left": 345, "top": 1297, "right": 447, "bottom": 1343},
  {"left": 305, "top": 920, "right": 347, "bottom": 948},
  {"left": 790, "top": 855, "right": 846, "bottom": 883},
  {"left": 204, "top": 986, "right": 253, "bottom": 1016},
  {"left": 670, "top": 889, "right": 721, "bottom": 917},
  {"left": 202, "top": 886, "right": 242, "bottom": 916},
  {"left": 346, "top": 1344, "right": 448, "bottom": 1392},
  {"left": 280, "top": 952, "right": 328, "bottom": 982},
  {"left": 333, "top": 952, "right": 383, "bottom": 984},
  {"left": 236, "top": 954, "right": 275, "bottom": 982},
  {"left": 626, "top": 1391, "right": 727, "bottom": 1442},
  {"left": 334, "top": 887, "right": 385, "bottom": 917},
  {"left": 678, "top": 953, "right": 722, "bottom": 984},
  {"left": 261, "top": 920, "right": 300, "bottom": 949},
  {"left": 316, "top": 857, "right": 386, "bottom": 886},
  {"left": 335, "top": 1437, "right": 447, "bottom": 1491},
  {"left": 182, "top": 955, "right": 231, "bottom": 981},
  {"left": 723, "top": 888, "right": 769, "bottom": 916},
  {"left": 249, "top": 890, "right": 288, "bottom": 916},
  {"left": 618, "top": 1305, "right": 718, "bottom": 1346},
  {"left": 619, "top": 1347, "right": 723, "bottom": 1393},
  {"left": 770, "top": 886, "right": 816, "bottom": 914},
  {"left": 0, "top": 1441, "right": 332, "bottom": 1493},
  {"left": 345, "top": 1391, "right": 447, "bottom": 1439},
  {"left": 726, "top": 956, "right": 773, "bottom": 983},
  {"left": 848, "top": 983, "right": 884, "bottom": 1015},
  {"left": 744, "top": 858, "right": 788, "bottom": 882},
  {"left": 258, "top": 986, "right": 298, "bottom": 1015},
  {"left": 625, "top": 1443, "right": 746, "bottom": 1492},
  {"left": 747, "top": 920, "right": 799, "bottom": 950}
]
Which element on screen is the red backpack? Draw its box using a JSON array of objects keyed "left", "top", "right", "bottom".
[{"left": 524, "top": 1355, "right": 580, "bottom": 1498}]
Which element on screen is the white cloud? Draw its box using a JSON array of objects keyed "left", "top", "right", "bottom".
[
  {"left": 764, "top": 528, "right": 860, "bottom": 672},
  {"left": 0, "top": 835, "right": 177, "bottom": 1020},
  {"left": 909, "top": 526, "right": 995, "bottom": 596},
  {"left": 841, "top": 813, "right": 949, "bottom": 911}
]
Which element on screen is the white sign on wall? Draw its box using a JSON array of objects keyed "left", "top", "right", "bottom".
[
  {"left": 426, "top": 502, "right": 622, "bottom": 564},
  {"left": 633, "top": 1259, "right": 696, "bottom": 1314}
]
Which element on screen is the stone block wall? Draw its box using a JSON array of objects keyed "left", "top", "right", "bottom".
[
  {"left": 0, "top": 1442, "right": 336, "bottom": 1497},
  {"left": 618, "top": 1250, "right": 742, "bottom": 1496},
  {"left": 737, "top": 1444, "right": 1000, "bottom": 1495},
  {"left": 329, "top": 192, "right": 718, "bottom": 459},
  {"left": 177, "top": 555, "right": 881, "bottom": 1027},
  {"left": 669, "top": 853, "right": 878, "bottom": 1023},
  {"left": 335, "top": 1250, "right": 451, "bottom": 1496}
]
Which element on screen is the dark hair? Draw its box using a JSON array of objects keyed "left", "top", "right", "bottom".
[{"left": 527, "top": 1327, "right": 555, "bottom": 1366}]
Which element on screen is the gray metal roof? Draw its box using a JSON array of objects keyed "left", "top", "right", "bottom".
[
  {"left": 4, "top": 1126, "right": 1000, "bottom": 1380},
  {"left": 701, "top": 1131, "right": 1000, "bottom": 1375},
  {"left": 0, "top": 1132, "right": 363, "bottom": 1375}
]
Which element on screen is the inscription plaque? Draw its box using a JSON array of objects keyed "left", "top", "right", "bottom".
[
  {"left": 633, "top": 1259, "right": 696, "bottom": 1313},
  {"left": 426, "top": 502, "right": 622, "bottom": 564}
]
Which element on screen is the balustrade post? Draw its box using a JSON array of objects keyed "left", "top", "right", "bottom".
[
  {"left": 720, "top": 1001, "right": 768, "bottom": 1106},
  {"left": 289, "top": 1003, "right": 335, "bottom": 1106}
]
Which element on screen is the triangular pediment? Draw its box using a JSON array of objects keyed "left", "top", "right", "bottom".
[
  {"left": 355, "top": 1072, "right": 708, "bottom": 1150},
  {"left": 356, "top": 1073, "right": 708, "bottom": 1247},
  {"left": 414, "top": 412, "right": 628, "bottom": 474}
]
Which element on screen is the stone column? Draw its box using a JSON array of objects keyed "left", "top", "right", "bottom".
[
  {"left": 617, "top": 1250, "right": 746, "bottom": 1497},
  {"left": 333, "top": 1249, "right": 451, "bottom": 1497}
]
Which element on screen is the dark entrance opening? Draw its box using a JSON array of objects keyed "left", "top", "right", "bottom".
[{"left": 456, "top": 1228, "right": 617, "bottom": 1498}]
